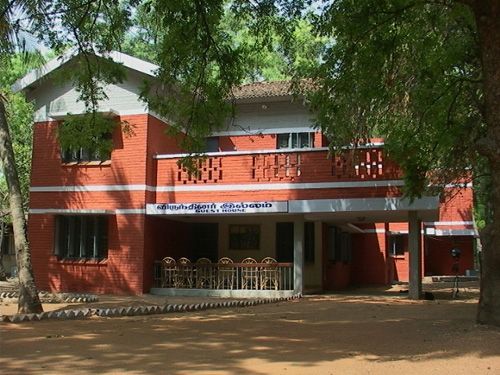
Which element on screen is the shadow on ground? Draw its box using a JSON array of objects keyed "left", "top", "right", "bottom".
[{"left": 1, "top": 289, "right": 499, "bottom": 374}]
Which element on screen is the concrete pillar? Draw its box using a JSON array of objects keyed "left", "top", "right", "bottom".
[
  {"left": 294, "top": 218, "right": 304, "bottom": 294},
  {"left": 408, "top": 211, "right": 422, "bottom": 299}
]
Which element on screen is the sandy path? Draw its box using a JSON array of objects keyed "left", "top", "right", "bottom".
[{"left": 1, "top": 292, "right": 499, "bottom": 375}]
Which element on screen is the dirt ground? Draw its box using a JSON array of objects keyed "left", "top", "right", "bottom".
[{"left": 1, "top": 284, "right": 500, "bottom": 375}]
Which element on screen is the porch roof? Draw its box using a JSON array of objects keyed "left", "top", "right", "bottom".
[{"left": 146, "top": 196, "right": 440, "bottom": 223}]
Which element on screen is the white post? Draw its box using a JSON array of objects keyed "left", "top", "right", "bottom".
[
  {"left": 294, "top": 218, "right": 304, "bottom": 295},
  {"left": 408, "top": 211, "right": 422, "bottom": 299}
]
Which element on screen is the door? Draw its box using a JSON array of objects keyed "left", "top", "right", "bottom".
[
  {"left": 276, "top": 222, "right": 294, "bottom": 262},
  {"left": 323, "top": 226, "right": 352, "bottom": 290},
  {"left": 190, "top": 223, "right": 218, "bottom": 261}
]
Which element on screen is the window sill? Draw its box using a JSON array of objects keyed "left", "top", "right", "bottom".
[
  {"left": 62, "top": 160, "right": 111, "bottom": 167},
  {"left": 54, "top": 257, "right": 108, "bottom": 265}
]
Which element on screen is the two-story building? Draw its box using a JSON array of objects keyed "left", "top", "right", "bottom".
[{"left": 13, "top": 51, "right": 476, "bottom": 297}]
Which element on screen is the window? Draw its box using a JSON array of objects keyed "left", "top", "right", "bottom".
[
  {"left": 328, "top": 226, "right": 351, "bottom": 263},
  {"left": 304, "top": 222, "right": 315, "bottom": 263},
  {"left": 55, "top": 216, "right": 108, "bottom": 259},
  {"left": 229, "top": 225, "right": 260, "bottom": 250},
  {"left": 389, "top": 234, "right": 406, "bottom": 256},
  {"left": 61, "top": 133, "right": 112, "bottom": 163},
  {"left": 277, "top": 132, "right": 314, "bottom": 149},
  {"left": 205, "top": 137, "right": 220, "bottom": 152}
]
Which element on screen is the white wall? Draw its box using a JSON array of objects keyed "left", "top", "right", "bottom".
[
  {"left": 216, "top": 215, "right": 277, "bottom": 262},
  {"left": 27, "top": 68, "right": 149, "bottom": 122},
  {"left": 216, "top": 101, "right": 316, "bottom": 136}
]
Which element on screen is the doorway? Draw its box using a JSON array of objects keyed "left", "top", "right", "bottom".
[
  {"left": 190, "top": 223, "right": 219, "bottom": 261},
  {"left": 276, "top": 222, "right": 294, "bottom": 262}
]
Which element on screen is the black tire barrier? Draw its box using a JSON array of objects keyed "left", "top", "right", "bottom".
[
  {"left": 0, "top": 291, "right": 99, "bottom": 303},
  {"left": 0, "top": 294, "right": 302, "bottom": 323}
]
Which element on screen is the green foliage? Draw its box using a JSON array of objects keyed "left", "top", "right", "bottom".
[
  {"left": 0, "top": 55, "right": 38, "bottom": 212},
  {"left": 4, "top": 91, "right": 34, "bottom": 211},
  {"left": 306, "top": 1, "right": 483, "bottom": 199},
  {"left": 58, "top": 113, "right": 116, "bottom": 158},
  {"left": 131, "top": 1, "right": 321, "bottom": 149}
]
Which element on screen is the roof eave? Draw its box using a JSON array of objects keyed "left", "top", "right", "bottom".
[{"left": 11, "top": 50, "right": 159, "bottom": 93}]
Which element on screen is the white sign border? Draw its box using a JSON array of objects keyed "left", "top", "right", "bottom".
[{"left": 146, "top": 201, "right": 289, "bottom": 215}]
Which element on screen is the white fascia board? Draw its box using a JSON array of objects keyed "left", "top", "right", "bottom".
[
  {"left": 155, "top": 147, "right": 329, "bottom": 159},
  {"left": 107, "top": 51, "right": 158, "bottom": 77},
  {"left": 29, "top": 208, "right": 145, "bottom": 215},
  {"left": 211, "top": 126, "right": 316, "bottom": 137},
  {"left": 30, "top": 180, "right": 404, "bottom": 193},
  {"left": 155, "top": 142, "right": 386, "bottom": 160},
  {"left": 423, "top": 221, "right": 475, "bottom": 226},
  {"left": 12, "top": 49, "right": 158, "bottom": 93},
  {"left": 30, "top": 184, "right": 152, "bottom": 192},
  {"left": 29, "top": 208, "right": 114, "bottom": 215},
  {"left": 12, "top": 50, "right": 77, "bottom": 92},
  {"left": 48, "top": 108, "right": 121, "bottom": 120},
  {"left": 155, "top": 180, "right": 405, "bottom": 192},
  {"left": 426, "top": 228, "right": 478, "bottom": 237},
  {"left": 288, "top": 196, "right": 439, "bottom": 214}
]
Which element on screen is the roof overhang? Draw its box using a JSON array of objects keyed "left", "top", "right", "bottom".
[{"left": 12, "top": 50, "right": 158, "bottom": 93}]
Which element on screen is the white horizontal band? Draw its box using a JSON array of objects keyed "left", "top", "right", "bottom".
[
  {"left": 30, "top": 184, "right": 151, "bottom": 192},
  {"left": 155, "top": 143, "right": 385, "bottom": 159},
  {"left": 29, "top": 208, "right": 145, "bottom": 215},
  {"left": 424, "top": 221, "right": 474, "bottom": 226},
  {"left": 444, "top": 182, "right": 473, "bottom": 188},
  {"left": 155, "top": 180, "right": 405, "bottom": 192},
  {"left": 30, "top": 180, "right": 405, "bottom": 193},
  {"left": 426, "top": 228, "right": 478, "bottom": 236}
]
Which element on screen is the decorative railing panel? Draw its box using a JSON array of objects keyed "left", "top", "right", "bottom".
[
  {"left": 252, "top": 153, "right": 302, "bottom": 182},
  {"left": 153, "top": 261, "right": 294, "bottom": 291},
  {"left": 177, "top": 157, "right": 223, "bottom": 184},
  {"left": 157, "top": 147, "right": 403, "bottom": 186},
  {"left": 331, "top": 148, "right": 401, "bottom": 180}
]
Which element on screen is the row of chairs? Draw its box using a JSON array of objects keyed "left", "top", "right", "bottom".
[{"left": 160, "top": 256, "right": 280, "bottom": 290}]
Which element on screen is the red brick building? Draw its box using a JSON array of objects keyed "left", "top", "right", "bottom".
[{"left": 14, "top": 51, "right": 476, "bottom": 297}]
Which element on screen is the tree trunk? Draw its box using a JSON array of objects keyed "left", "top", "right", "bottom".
[
  {"left": 0, "top": 96, "right": 42, "bottom": 313},
  {"left": 0, "top": 221, "right": 7, "bottom": 281},
  {"left": 472, "top": 1, "right": 500, "bottom": 327}
]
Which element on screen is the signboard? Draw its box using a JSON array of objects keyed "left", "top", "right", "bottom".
[{"left": 146, "top": 201, "right": 288, "bottom": 215}]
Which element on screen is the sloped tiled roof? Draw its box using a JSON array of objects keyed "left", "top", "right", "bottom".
[{"left": 231, "top": 81, "right": 293, "bottom": 99}]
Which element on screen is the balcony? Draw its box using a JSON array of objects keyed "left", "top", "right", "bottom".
[{"left": 155, "top": 146, "right": 403, "bottom": 187}]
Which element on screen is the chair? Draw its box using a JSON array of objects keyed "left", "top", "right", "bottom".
[
  {"left": 195, "top": 257, "right": 213, "bottom": 289},
  {"left": 241, "top": 257, "right": 258, "bottom": 290},
  {"left": 260, "top": 257, "right": 279, "bottom": 290},
  {"left": 217, "top": 257, "right": 236, "bottom": 289},
  {"left": 161, "top": 257, "right": 177, "bottom": 288},
  {"left": 176, "top": 257, "right": 194, "bottom": 288}
]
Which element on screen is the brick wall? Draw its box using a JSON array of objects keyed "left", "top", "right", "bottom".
[
  {"left": 31, "top": 114, "right": 150, "bottom": 188},
  {"left": 27, "top": 111, "right": 475, "bottom": 294},
  {"left": 28, "top": 214, "right": 146, "bottom": 294},
  {"left": 350, "top": 224, "right": 388, "bottom": 285},
  {"left": 425, "top": 236, "right": 474, "bottom": 276},
  {"left": 29, "top": 114, "right": 155, "bottom": 294}
]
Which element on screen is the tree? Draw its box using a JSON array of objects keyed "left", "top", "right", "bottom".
[
  {"left": 0, "top": 0, "right": 133, "bottom": 313},
  {"left": 0, "top": 55, "right": 36, "bottom": 282},
  {"left": 301, "top": 0, "right": 500, "bottom": 327}
]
